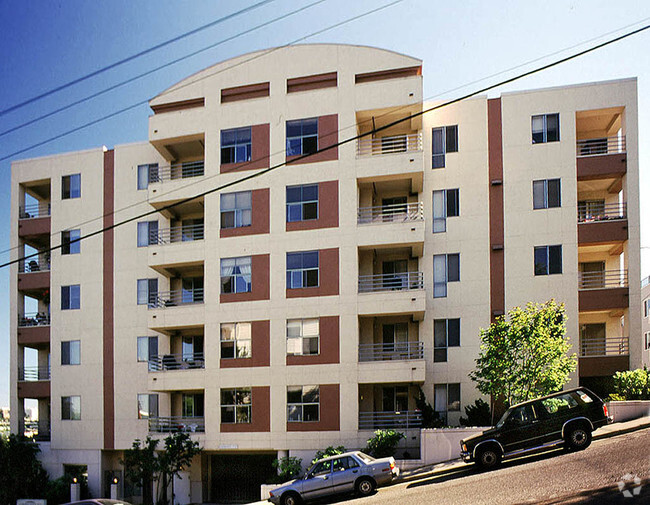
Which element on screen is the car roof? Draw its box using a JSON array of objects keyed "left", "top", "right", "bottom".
[
  {"left": 314, "top": 451, "right": 366, "bottom": 463},
  {"left": 507, "top": 387, "right": 596, "bottom": 410}
]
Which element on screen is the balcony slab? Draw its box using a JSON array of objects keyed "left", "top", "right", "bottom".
[{"left": 358, "top": 359, "right": 425, "bottom": 383}]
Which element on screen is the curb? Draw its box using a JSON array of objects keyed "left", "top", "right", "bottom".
[{"left": 592, "top": 419, "right": 650, "bottom": 441}]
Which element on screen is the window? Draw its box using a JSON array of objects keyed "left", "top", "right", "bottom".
[
  {"left": 221, "top": 257, "right": 252, "bottom": 294},
  {"left": 61, "top": 285, "right": 80, "bottom": 310},
  {"left": 432, "top": 125, "right": 458, "bottom": 168},
  {"left": 182, "top": 393, "right": 204, "bottom": 417},
  {"left": 220, "top": 388, "right": 251, "bottom": 424},
  {"left": 541, "top": 393, "right": 579, "bottom": 414},
  {"left": 137, "top": 221, "right": 158, "bottom": 247},
  {"left": 433, "top": 254, "right": 460, "bottom": 298},
  {"left": 645, "top": 332, "right": 650, "bottom": 351},
  {"left": 137, "top": 164, "right": 158, "bottom": 189},
  {"left": 286, "top": 118, "right": 318, "bottom": 156},
  {"left": 286, "top": 251, "right": 319, "bottom": 289},
  {"left": 432, "top": 189, "right": 459, "bottom": 232},
  {"left": 61, "top": 229, "right": 81, "bottom": 255},
  {"left": 287, "top": 318, "right": 319, "bottom": 356},
  {"left": 332, "top": 456, "right": 360, "bottom": 472},
  {"left": 534, "top": 245, "right": 562, "bottom": 275},
  {"left": 137, "top": 278, "right": 158, "bottom": 306},
  {"left": 533, "top": 179, "right": 561, "bottom": 209},
  {"left": 532, "top": 113, "right": 560, "bottom": 144},
  {"left": 220, "top": 191, "right": 252, "bottom": 229},
  {"left": 434, "top": 319, "right": 460, "bottom": 362},
  {"left": 644, "top": 299, "right": 650, "bottom": 318},
  {"left": 137, "top": 394, "right": 158, "bottom": 419},
  {"left": 61, "top": 340, "right": 81, "bottom": 365},
  {"left": 287, "top": 385, "right": 319, "bottom": 422},
  {"left": 286, "top": 184, "right": 318, "bottom": 222},
  {"left": 61, "top": 396, "right": 81, "bottom": 420},
  {"left": 62, "top": 174, "right": 81, "bottom": 199},
  {"left": 434, "top": 383, "right": 460, "bottom": 422},
  {"left": 220, "top": 322, "right": 251, "bottom": 359},
  {"left": 221, "top": 127, "right": 252, "bottom": 164},
  {"left": 137, "top": 336, "right": 158, "bottom": 368}
]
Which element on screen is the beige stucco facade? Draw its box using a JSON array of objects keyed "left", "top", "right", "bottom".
[{"left": 10, "top": 44, "right": 641, "bottom": 501}]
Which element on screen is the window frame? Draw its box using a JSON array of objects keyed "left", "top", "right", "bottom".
[
  {"left": 220, "top": 388, "right": 252, "bottom": 424},
  {"left": 286, "top": 184, "right": 319, "bottom": 222},
  {"left": 61, "top": 229, "right": 81, "bottom": 255},
  {"left": 534, "top": 245, "right": 563, "bottom": 276},
  {"left": 137, "top": 336, "right": 158, "bottom": 369},
  {"left": 221, "top": 126, "right": 252, "bottom": 165},
  {"left": 433, "top": 318, "right": 460, "bottom": 363},
  {"left": 531, "top": 113, "right": 560, "bottom": 144},
  {"left": 287, "top": 385, "right": 320, "bottom": 422},
  {"left": 432, "top": 189, "right": 459, "bottom": 233},
  {"left": 434, "top": 383, "right": 461, "bottom": 423},
  {"left": 286, "top": 118, "right": 319, "bottom": 156},
  {"left": 137, "top": 163, "right": 159, "bottom": 190},
  {"left": 62, "top": 174, "right": 81, "bottom": 199},
  {"left": 533, "top": 179, "right": 561, "bottom": 209},
  {"left": 61, "top": 340, "right": 81, "bottom": 366},
  {"left": 433, "top": 253, "right": 460, "bottom": 298},
  {"left": 286, "top": 318, "right": 320, "bottom": 356},
  {"left": 61, "top": 395, "right": 81, "bottom": 420},
  {"left": 137, "top": 393, "right": 159, "bottom": 420},
  {"left": 137, "top": 278, "right": 158, "bottom": 306},
  {"left": 220, "top": 322, "right": 252, "bottom": 359},
  {"left": 61, "top": 284, "right": 81, "bottom": 310},
  {"left": 137, "top": 221, "right": 159, "bottom": 247},
  {"left": 220, "top": 256, "right": 252, "bottom": 294},
  {"left": 220, "top": 191, "right": 252, "bottom": 229},
  {"left": 286, "top": 251, "right": 319, "bottom": 289},
  {"left": 432, "top": 125, "right": 458, "bottom": 169}
]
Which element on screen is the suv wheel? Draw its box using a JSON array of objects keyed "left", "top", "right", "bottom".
[
  {"left": 477, "top": 446, "right": 502, "bottom": 469},
  {"left": 355, "top": 477, "right": 376, "bottom": 496},
  {"left": 565, "top": 426, "right": 592, "bottom": 451},
  {"left": 281, "top": 491, "right": 301, "bottom": 505}
]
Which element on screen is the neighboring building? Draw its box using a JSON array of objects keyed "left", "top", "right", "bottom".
[
  {"left": 9, "top": 44, "right": 641, "bottom": 501},
  {"left": 642, "top": 276, "right": 650, "bottom": 368}
]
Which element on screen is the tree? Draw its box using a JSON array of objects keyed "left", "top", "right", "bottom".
[
  {"left": 413, "top": 386, "right": 445, "bottom": 428},
  {"left": 311, "top": 446, "right": 346, "bottom": 464},
  {"left": 0, "top": 435, "right": 49, "bottom": 505},
  {"left": 157, "top": 433, "right": 201, "bottom": 505},
  {"left": 122, "top": 437, "right": 159, "bottom": 505},
  {"left": 469, "top": 300, "right": 576, "bottom": 420},
  {"left": 459, "top": 399, "right": 492, "bottom": 427}
]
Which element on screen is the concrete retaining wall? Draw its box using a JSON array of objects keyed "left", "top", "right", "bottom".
[{"left": 606, "top": 400, "right": 650, "bottom": 422}]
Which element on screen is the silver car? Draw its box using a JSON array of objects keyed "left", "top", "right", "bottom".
[{"left": 268, "top": 451, "right": 399, "bottom": 505}]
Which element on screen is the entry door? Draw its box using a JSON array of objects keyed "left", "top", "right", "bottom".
[
  {"left": 580, "top": 261, "right": 605, "bottom": 289},
  {"left": 382, "top": 386, "right": 408, "bottom": 412},
  {"left": 382, "top": 260, "right": 408, "bottom": 289},
  {"left": 382, "top": 196, "right": 407, "bottom": 222},
  {"left": 382, "top": 323, "right": 408, "bottom": 357}
]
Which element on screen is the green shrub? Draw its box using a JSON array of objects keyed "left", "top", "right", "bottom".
[
  {"left": 612, "top": 367, "right": 650, "bottom": 400},
  {"left": 414, "top": 386, "right": 445, "bottom": 428},
  {"left": 365, "top": 430, "right": 405, "bottom": 458},
  {"left": 459, "top": 398, "right": 492, "bottom": 427},
  {"left": 311, "top": 446, "right": 346, "bottom": 464},
  {"left": 606, "top": 393, "right": 626, "bottom": 402},
  {"left": 270, "top": 456, "right": 303, "bottom": 483}
]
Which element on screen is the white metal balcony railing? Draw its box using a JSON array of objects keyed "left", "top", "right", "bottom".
[
  {"left": 150, "top": 160, "right": 204, "bottom": 182},
  {"left": 149, "top": 416, "right": 205, "bottom": 433},
  {"left": 18, "top": 258, "right": 50, "bottom": 273},
  {"left": 580, "top": 336, "right": 629, "bottom": 357},
  {"left": 150, "top": 288, "right": 204, "bottom": 308},
  {"left": 20, "top": 420, "right": 51, "bottom": 441},
  {"left": 356, "top": 133, "right": 422, "bottom": 157},
  {"left": 357, "top": 202, "right": 424, "bottom": 225},
  {"left": 358, "top": 411, "right": 423, "bottom": 430},
  {"left": 153, "top": 223, "right": 204, "bottom": 245},
  {"left": 643, "top": 276, "right": 650, "bottom": 289},
  {"left": 149, "top": 352, "right": 205, "bottom": 371},
  {"left": 18, "top": 366, "right": 51, "bottom": 381},
  {"left": 358, "top": 272, "right": 424, "bottom": 293},
  {"left": 576, "top": 135, "right": 626, "bottom": 157},
  {"left": 19, "top": 203, "right": 51, "bottom": 219},
  {"left": 577, "top": 202, "right": 626, "bottom": 223},
  {"left": 18, "top": 312, "right": 50, "bottom": 327},
  {"left": 358, "top": 342, "right": 424, "bottom": 362},
  {"left": 579, "top": 269, "right": 628, "bottom": 290}
]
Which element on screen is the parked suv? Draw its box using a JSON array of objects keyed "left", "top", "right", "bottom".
[{"left": 460, "top": 388, "right": 612, "bottom": 469}]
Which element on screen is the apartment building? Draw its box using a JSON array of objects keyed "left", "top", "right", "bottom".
[
  {"left": 642, "top": 276, "right": 650, "bottom": 368},
  {"left": 10, "top": 44, "right": 641, "bottom": 502}
]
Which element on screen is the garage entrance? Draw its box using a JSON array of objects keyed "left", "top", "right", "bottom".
[{"left": 209, "top": 453, "right": 277, "bottom": 503}]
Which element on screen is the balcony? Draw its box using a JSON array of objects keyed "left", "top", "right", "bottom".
[
  {"left": 19, "top": 202, "right": 50, "bottom": 219},
  {"left": 20, "top": 420, "right": 51, "bottom": 442},
  {"left": 357, "top": 202, "right": 424, "bottom": 249},
  {"left": 359, "top": 342, "right": 424, "bottom": 361},
  {"left": 358, "top": 411, "right": 422, "bottom": 430},
  {"left": 154, "top": 223, "right": 204, "bottom": 244},
  {"left": 357, "top": 133, "right": 422, "bottom": 157},
  {"left": 149, "top": 352, "right": 205, "bottom": 372},
  {"left": 359, "top": 272, "right": 423, "bottom": 293},
  {"left": 150, "top": 288, "right": 204, "bottom": 308},
  {"left": 579, "top": 336, "right": 629, "bottom": 377},
  {"left": 357, "top": 272, "right": 425, "bottom": 317},
  {"left": 576, "top": 136, "right": 627, "bottom": 181},
  {"left": 358, "top": 342, "right": 425, "bottom": 383},
  {"left": 577, "top": 202, "right": 627, "bottom": 245},
  {"left": 578, "top": 269, "right": 628, "bottom": 311},
  {"left": 148, "top": 223, "right": 205, "bottom": 276},
  {"left": 17, "top": 313, "right": 50, "bottom": 346},
  {"left": 151, "top": 160, "right": 205, "bottom": 183},
  {"left": 18, "top": 203, "right": 51, "bottom": 243},
  {"left": 18, "top": 366, "right": 51, "bottom": 381},
  {"left": 149, "top": 416, "right": 205, "bottom": 433},
  {"left": 18, "top": 258, "right": 50, "bottom": 294},
  {"left": 17, "top": 366, "right": 50, "bottom": 399},
  {"left": 148, "top": 289, "right": 205, "bottom": 332}
]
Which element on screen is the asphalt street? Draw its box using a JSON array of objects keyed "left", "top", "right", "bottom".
[{"left": 332, "top": 427, "right": 650, "bottom": 505}]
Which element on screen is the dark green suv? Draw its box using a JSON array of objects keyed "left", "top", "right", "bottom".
[{"left": 460, "top": 388, "right": 612, "bottom": 469}]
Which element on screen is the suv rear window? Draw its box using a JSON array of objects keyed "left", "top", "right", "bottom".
[
  {"left": 541, "top": 393, "right": 579, "bottom": 414},
  {"left": 577, "top": 390, "right": 593, "bottom": 403}
]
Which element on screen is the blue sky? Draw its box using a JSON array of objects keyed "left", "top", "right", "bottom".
[{"left": 1, "top": 0, "right": 649, "bottom": 407}]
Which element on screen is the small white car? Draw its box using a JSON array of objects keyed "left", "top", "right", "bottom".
[{"left": 268, "top": 451, "right": 399, "bottom": 505}]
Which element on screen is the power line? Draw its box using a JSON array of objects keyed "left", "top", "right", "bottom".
[
  {"left": 0, "top": 13, "right": 646, "bottom": 260},
  {"left": 0, "top": 0, "right": 403, "bottom": 162},
  {"left": 3, "top": 21, "right": 649, "bottom": 270},
  {"left": 0, "top": 0, "right": 277, "bottom": 118},
  {"left": 0, "top": 0, "right": 329, "bottom": 140}
]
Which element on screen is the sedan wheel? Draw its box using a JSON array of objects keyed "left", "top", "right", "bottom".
[
  {"left": 356, "top": 477, "right": 376, "bottom": 496},
  {"left": 281, "top": 492, "right": 301, "bottom": 505}
]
